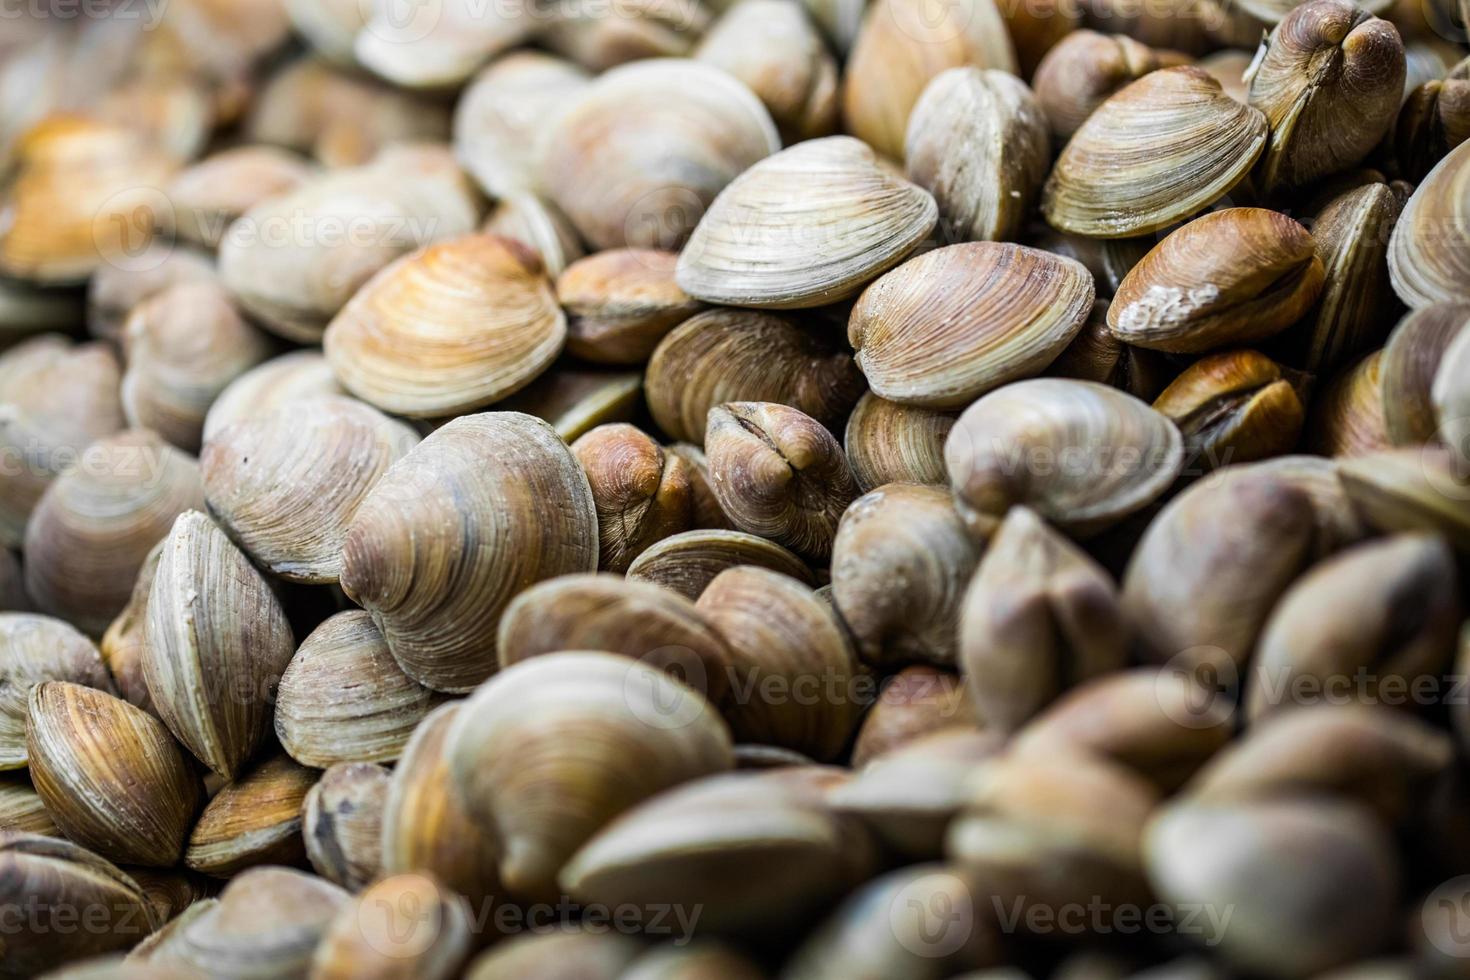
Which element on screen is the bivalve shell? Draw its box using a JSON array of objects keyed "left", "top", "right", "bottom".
[
  {"left": 166, "top": 146, "right": 315, "bottom": 250},
  {"left": 185, "top": 754, "right": 316, "bottom": 877},
  {"left": 1032, "top": 30, "right": 1188, "bottom": 141},
  {"left": 1388, "top": 138, "right": 1470, "bottom": 309},
  {"left": 310, "top": 873, "right": 473, "bottom": 980},
  {"left": 0, "top": 613, "right": 113, "bottom": 770},
  {"left": 625, "top": 529, "right": 814, "bottom": 600},
  {"left": 302, "top": 761, "right": 390, "bottom": 892},
  {"left": 557, "top": 249, "right": 704, "bottom": 365},
  {"left": 843, "top": 393, "right": 955, "bottom": 492},
  {"left": 572, "top": 424, "right": 695, "bottom": 572},
  {"left": 1381, "top": 303, "right": 1470, "bottom": 445},
  {"left": 202, "top": 350, "right": 346, "bottom": 443}
]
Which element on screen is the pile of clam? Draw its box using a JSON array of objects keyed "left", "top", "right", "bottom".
[{"left": 2, "top": 0, "right": 1470, "bottom": 977}]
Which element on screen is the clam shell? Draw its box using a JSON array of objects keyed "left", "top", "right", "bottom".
[
  {"left": 1042, "top": 66, "right": 1267, "bottom": 238},
  {"left": 354, "top": 0, "right": 533, "bottom": 89},
  {"left": 840, "top": 0, "right": 1018, "bottom": 160},
  {"left": 99, "top": 542, "right": 162, "bottom": 715},
  {"left": 572, "top": 424, "right": 695, "bottom": 572},
  {"left": 202, "top": 350, "right": 345, "bottom": 443},
  {"left": 542, "top": 59, "right": 779, "bottom": 251},
  {"left": 1381, "top": 303, "right": 1470, "bottom": 445},
  {"left": 666, "top": 442, "right": 734, "bottom": 530},
  {"left": 676, "top": 136, "right": 937, "bottom": 309},
  {"left": 1151, "top": 349, "right": 1306, "bottom": 470},
  {"left": 142, "top": 511, "right": 295, "bottom": 781},
  {"left": 539, "top": 0, "right": 711, "bottom": 71},
  {"left": 325, "top": 234, "right": 564, "bottom": 418},
  {"left": 284, "top": 0, "right": 366, "bottom": 64},
  {"left": 625, "top": 529, "right": 814, "bottom": 600},
  {"left": 557, "top": 249, "right": 703, "bottom": 365},
  {"left": 87, "top": 245, "right": 217, "bottom": 346},
  {"left": 1389, "top": 137, "right": 1470, "bottom": 309},
  {"left": 0, "top": 775, "right": 58, "bottom": 837},
  {"left": 24, "top": 429, "right": 204, "bottom": 636},
  {"left": 462, "top": 931, "right": 643, "bottom": 979},
  {"left": 275, "top": 611, "right": 437, "bottom": 768},
  {"left": 302, "top": 761, "right": 390, "bottom": 892},
  {"left": 1308, "top": 350, "right": 1393, "bottom": 457},
  {"left": 849, "top": 243, "right": 1094, "bottom": 408},
  {"left": 844, "top": 393, "right": 955, "bottom": 492},
  {"left": 340, "top": 413, "right": 599, "bottom": 693},
  {"left": 944, "top": 378, "right": 1184, "bottom": 534},
  {"left": 0, "top": 613, "right": 113, "bottom": 770},
  {"left": 1032, "top": 30, "right": 1185, "bottom": 141},
  {"left": 1338, "top": 446, "right": 1470, "bottom": 551},
  {"left": 1433, "top": 322, "right": 1470, "bottom": 473},
  {"left": 166, "top": 146, "right": 315, "bottom": 250},
  {"left": 1396, "top": 76, "right": 1470, "bottom": 181},
  {"left": 481, "top": 193, "right": 586, "bottom": 279},
  {"left": 496, "top": 367, "right": 643, "bottom": 442},
  {"left": 850, "top": 665, "right": 978, "bottom": 767},
  {"left": 454, "top": 51, "right": 591, "bottom": 199},
  {"left": 645, "top": 308, "right": 865, "bottom": 445},
  {"left": 311, "top": 873, "right": 473, "bottom": 980},
  {"left": 185, "top": 754, "right": 316, "bottom": 877}
]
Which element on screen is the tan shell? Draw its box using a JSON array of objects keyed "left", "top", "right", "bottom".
[
  {"left": 542, "top": 59, "right": 780, "bottom": 251},
  {"left": 121, "top": 280, "right": 274, "bottom": 453},
  {"left": 557, "top": 249, "right": 703, "bottom": 365},
  {"left": 563, "top": 768, "right": 878, "bottom": 937},
  {"left": 1107, "top": 208, "right": 1325, "bottom": 354},
  {"left": 311, "top": 872, "right": 473, "bottom": 980},
  {"left": 1397, "top": 76, "right": 1470, "bottom": 181},
  {"left": 696, "top": 567, "right": 864, "bottom": 760},
  {"left": 1032, "top": 31, "right": 1186, "bottom": 141},
  {"left": 1433, "top": 323, "right": 1470, "bottom": 474},
  {"left": 850, "top": 665, "right": 978, "bottom": 767},
  {"left": 1199, "top": 48, "right": 1256, "bottom": 103},
  {"left": 0, "top": 774, "right": 59, "bottom": 837},
  {"left": 481, "top": 194, "right": 586, "bottom": 280},
  {"left": 354, "top": 0, "right": 533, "bottom": 89},
  {"left": 283, "top": 0, "right": 366, "bottom": 64},
  {"left": 454, "top": 51, "right": 591, "bottom": 199},
  {"left": 98, "top": 542, "right": 162, "bottom": 715},
  {"left": 142, "top": 511, "right": 295, "bottom": 780},
  {"left": 275, "top": 611, "right": 437, "bottom": 768},
  {"left": 462, "top": 931, "right": 643, "bottom": 979},
  {"left": 201, "top": 350, "right": 346, "bottom": 444},
  {"left": 324, "top": 234, "right": 565, "bottom": 419},
  {"left": 706, "top": 402, "right": 859, "bottom": 562},
  {"left": 218, "top": 159, "right": 481, "bottom": 343},
  {"left": 625, "top": 529, "right": 814, "bottom": 600},
  {"left": 27, "top": 681, "right": 201, "bottom": 867},
  {"left": 166, "top": 146, "right": 315, "bottom": 249},
  {"left": 446, "top": 651, "right": 734, "bottom": 898},
  {"left": 24, "top": 429, "right": 204, "bottom": 636},
  {"left": 666, "top": 442, "right": 733, "bottom": 530},
  {"left": 572, "top": 424, "right": 695, "bottom": 572},
  {"left": 0, "top": 117, "right": 176, "bottom": 285},
  {"left": 843, "top": 393, "right": 955, "bottom": 492},
  {"left": 840, "top": 0, "right": 1018, "bottom": 160},
  {"left": 302, "top": 761, "right": 390, "bottom": 892},
  {"left": 202, "top": 396, "right": 419, "bottom": 583},
  {"left": 0, "top": 613, "right": 113, "bottom": 770},
  {"left": 0, "top": 335, "right": 124, "bottom": 548},
  {"left": 379, "top": 703, "right": 504, "bottom": 909},
  {"left": 497, "top": 367, "right": 643, "bottom": 442},
  {"left": 961, "top": 506, "right": 1129, "bottom": 732},
  {"left": 1337, "top": 447, "right": 1470, "bottom": 551},
  {"left": 849, "top": 243, "right": 1094, "bottom": 408},
  {"left": 0, "top": 833, "right": 158, "bottom": 977},
  {"left": 185, "top": 754, "right": 316, "bottom": 877},
  {"left": 540, "top": 0, "right": 711, "bottom": 72},
  {"left": 1042, "top": 67, "right": 1268, "bottom": 238},
  {"left": 1381, "top": 304, "right": 1470, "bottom": 445},
  {"left": 944, "top": 378, "right": 1184, "bottom": 534},
  {"left": 1151, "top": 350, "right": 1307, "bottom": 470},
  {"left": 1389, "top": 138, "right": 1470, "bottom": 308},
  {"left": 676, "top": 136, "right": 937, "bottom": 309},
  {"left": 340, "top": 413, "right": 599, "bottom": 693},
  {"left": 695, "top": 0, "right": 839, "bottom": 143},
  {"left": 1245, "top": 0, "right": 1406, "bottom": 191},
  {"left": 1047, "top": 300, "right": 1173, "bottom": 400},
  {"left": 905, "top": 68, "right": 1051, "bottom": 244},
  {"left": 1308, "top": 350, "right": 1394, "bottom": 457},
  {"left": 87, "top": 245, "right": 217, "bottom": 345},
  {"left": 831, "top": 483, "right": 984, "bottom": 668},
  {"left": 645, "top": 308, "right": 866, "bottom": 445}
]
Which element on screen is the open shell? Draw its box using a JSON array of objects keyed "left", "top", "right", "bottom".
[
  {"left": 849, "top": 243, "right": 1094, "bottom": 408},
  {"left": 542, "top": 59, "right": 779, "bottom": 251},
  {"left": 676, "top": 136, "right": 937, "bottom": 309},
  {"left": 1388, "top": 137, "right": 1470, "bottom": 309},
  {"left": 1042, "top": 66, "right": 1268, "bottom": 238}
]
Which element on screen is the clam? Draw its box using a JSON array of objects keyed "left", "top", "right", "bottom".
[
  {"left": 1107, "top": 208, "right": 1325, "bottom": 354},
  {"left": 340, "top": 413, "right": 598, "bottom": 692},
  {"left": 844, "top": 393, "right": 955, "bottom": 492},
  {"left": 27, "top": 681, "right": 201, "bottom": 867},
  {"left": 202, "top": 350, "right": 346, "bottom": 443},
  {"left": 831, "top": 483, "right": 983, "bottom": 668},
  {"left": 497, "top": 574, "right": 734, "bottom": 704},
  {"left": 562, "top": 767, "right": 878, "bottom": 936},
  {"left": 495, "top": 366, "right": 643, "bottom": 442},
  {"left": 99, "top": 542, "right": 161, "bottom": 714},
  {"left": 354, "top": 0, "right": 533, "bottom": 90},
  {"left": 645, "top": 308, "right": 865, "bottom": 445},
  {"left": 1026, "top": 227, "right": 1153, "bottom": 299},
  {"left": 324, "top": 234, "right": 565, "bottom": 419},
  {"left": 462, "top": 930, "right": 643, "bottom": 979},
  {"left": 1389, "top": 138, "right": 1470, "bottom": 309},
  {"left": 379, "top": 702, "right": 503, "bottom": 909},
  {"left": 454, "top": 51, "right": 591, "bottom": 199},
  {"left": 143, "top": 511, "right": 295, "bottom": 781},
  {"left": 302, "top": 761, "right": 390, "bottom": 892},
  {"left": 1152, "top": 350, "right": 1306, "bottom": 470},
  {"left": 625, "top": 529, "right": 814, "bottom": 600},
  {"left": 1381, "top": 304, "right": 1470, "bottom": 445},
  {"left": 1396, "top": 75, "right": 1470, "bottom": 181},
  {"left": 696, "top": 0, "right": 839, "bottom": 143},
  {"left": 540, "top": 0, "right": 711, "bottom": 71},
  {"left": 1338, "top": 447, "right": 1470, "bottom": 550},
  {"left": 1198, "top": 48, "right": 1256, "bottom": 103},
  {"left": 1048, "top": 299, "right": 1172, "bottom": 399},
  {"left": 573, "top": 424, "right": 694, "bottom": 572},
  {"left": 1433, "top": 322, "right": 1470, "bottom": 473},
  {"left": 481, "top": 193, "right": 586, "bottom": 279},
  {"left": 666, "top": 442, "right": 734, "bottom": 530},
  {"left": 944, "top": 378, "right": 1184, "bottom": 535},
  {"left": 1080, "top": 0, "right": 1216, "bottom": 54},
  {"left": 185, "top": 754, "right": 316, "bottom": 877},
  {"left": 1308, "top": 350, "right": 1394, "bottom": 457},
  {"left": 446, "top": 651, "right": 734, "bottom": 898},
  {"left": 696, "top": 567, "right": 864, "bottom": 760},
  {"left": 0, "top": 613, "right": 113, "bottom": 770},
  {"left": 542, "top": 59, "right": 779, "bottom": 251},
  {"left": 676, "top": 136, "right": 937, "bottom": 309},
  {"left": 0, "top": 335, "right": 124, "bottom": 548},
  {"left": 1042, "top": 66, "right": 1267, "bottom": 238},
  {"left": 166, "top": 146, "right": 315, "bottom": 249},
  {"left": 275, "top": 611, "right": 437, "bottom": 768},
  {"left": 557, "top": 249, "right": 703, "bottom": 365},
  {"left": 311, "top": 873, "right": 473, "bottom": 980},
  {"left": 203, "top": 396, "right": 418, "bottom": 584},
  {"left": 24, "top": 430, "right": 204, "bottom": 636},
  {"left": 121, "top": 280, "right": 274, "bottom": 453},
  {"left": 0, "top": 774, "right": 58, "bottom": 837},
  {"left": 1032, "top": 31, "right": 1187, "bottom": 141},
  {"left": 960, "top": 506, "right": 1129, "bottom": 731},
  {"left": 851, "top": 666, "right": 978, "bottom": 767},
  {"left": 1245, "top": 0, "right": 1406, "bottom": 191},
  {"left": 850, "top": 243, "right": 1094, "bottom": 408},
  {"left": 841, "top": 0, "right": 1018, "bottom": 160},
  {"left": 706, "top": 402, "right": 859, "bottom": 562}
]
